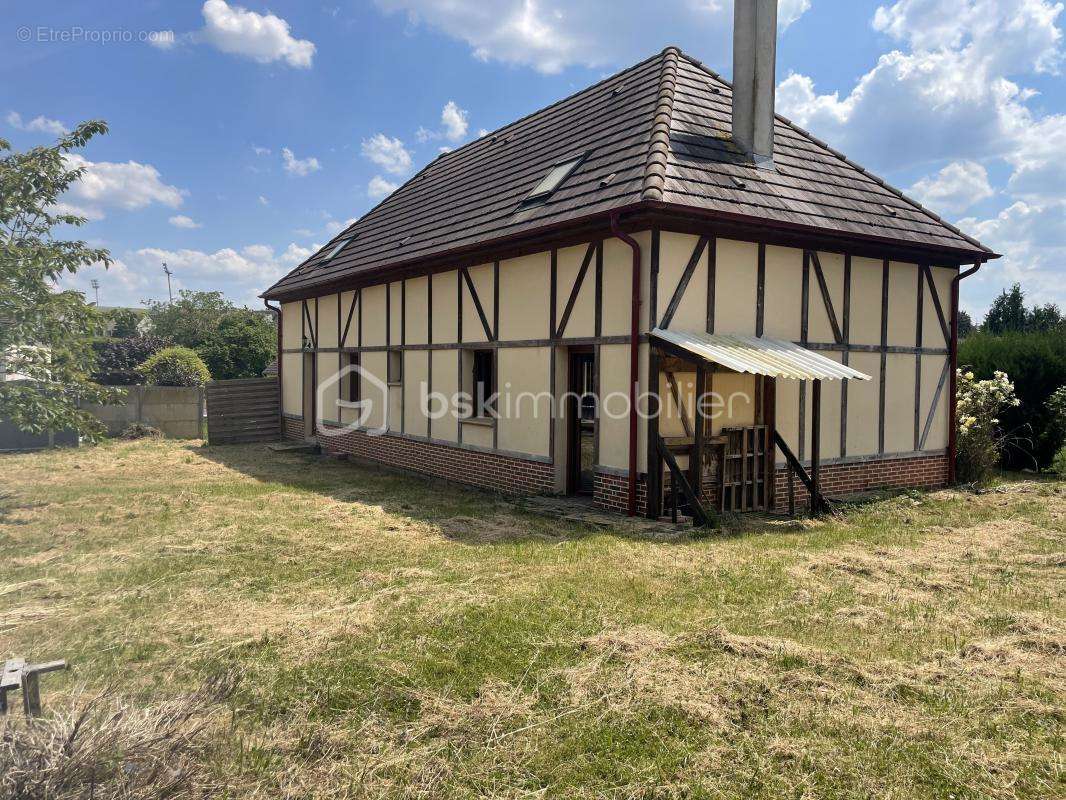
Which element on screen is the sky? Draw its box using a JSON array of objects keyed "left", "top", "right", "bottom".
[{"left": 2, "top": 0, "right": 1064, "bottom": 319}]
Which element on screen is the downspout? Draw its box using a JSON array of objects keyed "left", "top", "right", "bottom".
[
  {"left": 610, "top": 211, "right": 641, "bottom": 516},
  {"left": 265, "top": 300, "right": 281, "bottom": 429},
  {"left": 947, "top": 261, "right": 982, "bottom": 483}
]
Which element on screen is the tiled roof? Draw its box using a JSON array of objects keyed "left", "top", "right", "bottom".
[{"left": 264, "top": 47, "right": 992, "bottom": 299}]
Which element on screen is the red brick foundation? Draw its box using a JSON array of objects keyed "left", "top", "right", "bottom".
[
  {"left": 772, "top": 451, "right": 949, "bottom": 512},
  {"left": 282, "top": 416, "right": 305, "bottom": 440},
  {"left": 593, "top": 471, "right": 648, "bottom": 516},
  {"left": 296, "top": 420, "right": 556, "bottom": 497},
  {"left": 283, "top": 416, "right": 948, "bottom": 517}
]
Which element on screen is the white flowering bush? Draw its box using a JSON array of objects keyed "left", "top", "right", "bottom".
[{"left": 956, "top": 369, "right": 1021, "bottom": 484}]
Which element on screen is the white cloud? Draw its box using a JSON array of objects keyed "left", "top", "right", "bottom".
[
  {"left": 374, "top": 0, "right": 800, "bottom": 74},
  {"left": 324, "top": 216, "right": 359, "bottom": 234},
  {"left": 778, "top": 0, "right": 811, "bottom": 30},
  {"left": 907, "top": 160, "right": 994, "bottom": 215},
  {"left": 958, "top": 199, "right": 1066, "bottom": 311},
  {"left": 281, "top": 147, "right": 321, "bottom": 176},
  {"left": 252, "top": 144, "right": 271, "bottom": 156},
  {"left": 258, "top": 195, "right": 270, "bottom": 205},
  {"left": 76, "top": 241, "right": 316, "bottom": 306},
  {"left": 6, "top": 111, "right": 68, "bottom": 135},
  {"left": 62, "top": 154, "right": 185, "bottom": 219},
  {"left": 777, "top": 0, "right": 1065, "bottom": 174},
  {"left": 147, "top": 30, "right": 177, "bottom": 50},
  {"left": 169, "top": 214, "right": 203, "bottom": 229},
  {"left": 368, "top": 176, "right": 400, "bottom": 199},
  {"left": 361, "top": 134, "right": 412, "bottom": 174},
  {"left": 441, "top": 101, "right": 469, "bottom": 141},
  {"left": 199, "top": 0, "right": 316, "bottom": 67}
]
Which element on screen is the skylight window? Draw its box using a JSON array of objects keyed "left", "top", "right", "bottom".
[
  {"left": 323, "top": 237, "right": 352, "bottom": 261},
  {"left": 526, "top": 154, "right": 586, "bottom": 202}
]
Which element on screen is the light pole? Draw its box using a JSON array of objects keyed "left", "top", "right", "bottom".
[
  {"left": 162, "top": 262, "right": 173, "bottom": 304},
  {"left": 90, "top": 279, "right": 100, "bottom": 306}
]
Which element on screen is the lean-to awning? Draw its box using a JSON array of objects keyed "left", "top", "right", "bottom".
[{"left": 651, "top": 328, "right": 872, "bottom": 381}]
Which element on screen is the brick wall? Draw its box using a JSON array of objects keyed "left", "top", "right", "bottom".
[
  {"left": 286, "top": 415, "right": 947, "bottom": 517},
  {"left": 772, "top": 452, "right": 949, "bottom": 512},
  {"left": 282, "top": 416, "right": 304, "bottom": 440},
  {"left": 593, "top": 470, "right": 648, "bottom": 516},
  {"left": 312, "top": 423, "right": 556, "bottom": 496}
]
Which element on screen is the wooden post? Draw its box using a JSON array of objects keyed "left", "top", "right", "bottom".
[
  {"left": 647, "top": 348, "right": 662, "bottom": 519},
  {"left": 811, "top": 379, "right": 822, "bottom": 518},
  {"left": 692, "top": 364, "right": 705, "bottom": 498}
]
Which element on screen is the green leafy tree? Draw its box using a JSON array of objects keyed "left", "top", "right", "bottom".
[
  {"left": 0, "top": 121, "right": 118, "bottom": 438},
  {"left": 137, "top": 347, "right": 211, "bottom": 387},
  {"left": 106, "top": 307, "right": 141, "bottom": 338},
  {"left": 196, "top": 310, "right": 275, "bottom": 379},
  {"left": 981, "top": 283, "right": 1063, "bottom": 335},
  {"left": 1029, "top": 303, "right": 1062, "bottom": 333},
  {"left": 983, "top": 284, "right": 1029, "bottom": 334},
  {"left": 145, "top": 290, "right": 275, "bottom": 380},
  {"left": 957, "top": 310, "right": 974, "bottom": 339},
  {"left": 145, "top": 290, "right": 233, "bottom": 350}
]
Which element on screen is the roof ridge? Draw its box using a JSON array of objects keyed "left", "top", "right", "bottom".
[
  {"left": 675, "top": 51, "right": 992, "bottom": 255},
  {"left": 641, "top": 46, "right": 681, "bottom": 202}
]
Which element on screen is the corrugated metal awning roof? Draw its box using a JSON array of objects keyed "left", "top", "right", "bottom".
[{"left": 651, "top": 328, "right": 872, "bottom": 381}]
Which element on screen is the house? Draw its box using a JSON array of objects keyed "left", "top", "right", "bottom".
[{"left": 262, "top": 0, "right": 995, "bottom": 519}]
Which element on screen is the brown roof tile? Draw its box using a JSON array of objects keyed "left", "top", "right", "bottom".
[{"left": 264, "top": 47, "right": 992, "bottom": 299}]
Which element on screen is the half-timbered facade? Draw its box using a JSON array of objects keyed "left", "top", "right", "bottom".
[{"left": 263, "top": 28, "right": 994, "bottom": 519}]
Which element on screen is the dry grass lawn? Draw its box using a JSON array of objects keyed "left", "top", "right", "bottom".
[{"left": 0, "top": 438, "right": 1063, "bottom": 798}]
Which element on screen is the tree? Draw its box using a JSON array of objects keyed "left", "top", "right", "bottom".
[
  {"left": 144, "top": 291, "right": 275, "bottom": 381},
  {"left": 958, "top": 310, "right": 974, "bottom": 339},
  {"left": 145, "top": 290, "right": 233, "bottom": 350},
  {"left": 196, "top": 310, "right": 275, "bottom": 379},
  {"left": 983, "top": 284, "right": 1029, "bottom": 334},
  {"left": 106, "top": 307, "right": 141, "bottom": 338},
  {"left": 0, "top": 121, "right": 117, "bottom": 438},
  {"left": 92, "top": 335, "right": 172, "bottom": 385},
  {"left": 981, "top": 283, "right": 1063, "bottom": 335},
  {"left": 1029, "top": 303, "right": 1062, "bottom": 333}
]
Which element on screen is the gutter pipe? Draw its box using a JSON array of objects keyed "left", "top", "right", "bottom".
[
  {"left": 610, "top": 211, "right": 642, "bottom": 516},
  {"left": 265, "top": 300, "right": 282, "bottom": 427},
  {"left": 948, "top": 261, "right": 982, "bottom": 483}
]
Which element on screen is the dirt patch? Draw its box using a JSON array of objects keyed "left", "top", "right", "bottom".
[{"left": 436, "top": 514, "right": 545, "bottom": 544}]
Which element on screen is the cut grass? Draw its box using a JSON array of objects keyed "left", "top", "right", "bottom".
[{"left": 0, "top": 439, "right": 1063, "bottom": 798}]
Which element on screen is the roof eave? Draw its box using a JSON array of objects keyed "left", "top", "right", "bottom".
[{"left": 262, "top": 199, "right": 997, "bottom": 302}]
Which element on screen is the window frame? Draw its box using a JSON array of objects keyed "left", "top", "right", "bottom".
[
  {"left": 523, "top": 152, "right": 589, "bottom": 204},
  {"left": 387, "top": 349, "right": 403, "bottom": 386},
  {"left": 464, "top": 347, "right": 496, "bottom": 419}
]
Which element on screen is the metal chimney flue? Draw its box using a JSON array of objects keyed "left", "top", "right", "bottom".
[{"left": 732, "top": 0, "right": 778, "bottom": 169}]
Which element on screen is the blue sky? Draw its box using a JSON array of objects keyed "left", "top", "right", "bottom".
[{"left": 3, "top": 0, "right": 1064, "bottom": 319}]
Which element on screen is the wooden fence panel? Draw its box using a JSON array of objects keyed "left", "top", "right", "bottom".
[{"left": 206, "top": 378, "right": 280, "bottom": 444}]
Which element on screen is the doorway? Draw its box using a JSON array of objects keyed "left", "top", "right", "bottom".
[
  {"left": 302, "top": 353, "right": 316, "bottom": 439},
  {"left": 566, "top": 349, "right": 596, "bottom": 495}
]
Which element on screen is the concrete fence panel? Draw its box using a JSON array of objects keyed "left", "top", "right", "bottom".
[{"left": 82, "top": 385, "right": 205, "bottom": 439}]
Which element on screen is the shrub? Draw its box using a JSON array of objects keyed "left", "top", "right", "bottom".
[
  {"left": 137, "top": 347, "right": 210, "bottom": 387},
  {"left": 1052, "top": 445, "right": 1066, "bottom": 476},
  {"left": 91, "top": 335, "right": 172, "bottom": 385},
  {"left": 958, "top": 329, "right": 1066, "bottom": 468},
  {"left": 119, "top": 422, "right": 163, "bottom": 440},
  {"left": 195, "top": 310, "right": 276, "bottom": 380},
  {"left": 955, "top": 369, "right": 1021, "bottom": 485}
]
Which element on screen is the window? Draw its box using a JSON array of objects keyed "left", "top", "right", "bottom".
[
  {"left": 387, "top": 349, "right": 403, "bottom": 385},
  {"left": 323, "top": 236, "right": 352, "bottom": 262},
  {"left": 341, "top": 353, "right": 359, "bottom": 405},
  {"left": 525, "top": 154, "right": 586, "bottom": 202},
  {"left": 464, "top": 349, "right": 495, "bottom": 417}
]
